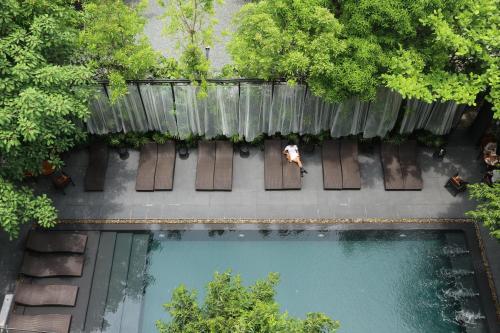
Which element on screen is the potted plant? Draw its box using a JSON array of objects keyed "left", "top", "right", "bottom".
[{"left": 108, "top": 133, "right": 129, "bottom": 159}]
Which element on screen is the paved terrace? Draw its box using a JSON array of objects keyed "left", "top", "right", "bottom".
[{"left": 38, "top": 141, "right": 480, "bottom": 220}]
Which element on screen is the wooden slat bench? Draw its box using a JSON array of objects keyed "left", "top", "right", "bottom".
[
  {"left": 154, "top": 141, "right": 176, "bottom": 191},
  {"left": 381, "top": 142, "right": 405, "bottom": 190},
  {"left": 21, "top": 253, "right": 84, "bottom": 277},
  {"left": 7, "top": 314, "right": 72, "bottom": 333},
  {"left": 265, "top": 139, "right": 301, "bottom": 190},
  {"left": 135, "top": 143, "right": 158, "bottom": 191},
  {"left": 15, "top": 283, "right": 78, "bottom": 307},
  {"left": 195, "top": 141, "right": 216, "bottom": 190},
  {"left": 84, "top": 142, "right": 109, "bottom": 191},
  {"left": 399, "top": 140, "right": 423, "bottom": 190},
  {"left": 26, "top": 232, "right": 87, "bottom": 254},
  {"left": 340, "top": 139, "right": 361, "bottom": 189},
  {"left": 213, "top": 141, "right": 233, "bottom": 191},
  {"left": 322, "top": 139, "right": 343, "bottom": 190}
]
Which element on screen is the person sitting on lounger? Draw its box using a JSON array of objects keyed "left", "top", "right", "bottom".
[{"left": 283, "top": 143, "right": 307, "bottom": 176}]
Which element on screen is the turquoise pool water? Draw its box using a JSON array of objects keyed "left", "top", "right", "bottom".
[{"left": 139, "top": 230, "right": 487, "bottom": 333}]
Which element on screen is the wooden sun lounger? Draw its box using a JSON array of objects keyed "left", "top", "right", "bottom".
[
  {"left": 84, "top": 142, "right": 109, "bottom": 191},
  {"left": 26, "top": 232, "right": 87, "bottom": 254},
  {"left": 195, "top": 141, "right": 216, "bottom": 190},
  {"left": 21, "top": 253, "right": 84, "bottom": 277},
  {"left": 381, "top": 142, "right": 404, "bottom": 190},
  {"left": 399, "top": 140, "right": 423, "bottom": 190},
  {"left": 264, "top": 140, "right": 283, "bottom": 190},
  {"left": 15, "top": 283, "right": 78, "bottom": 306},
  {"left": 135, "top": 143, "right": 158, "bottom": 191},
  {"left": 213, "top": 141, "right": 233, "bottom": 191},
  {"left": 322, "top": 140, "right": 343, "bottom": 190},
  {"left": 340, "top": 139, "right": 361, "bottom": 189},
  {"left": 154, "top": 141, "right": 176, "bottom": 191},
  {"left": 7, "top": 314, "right": 71, "bottom": 333},
  {"left": 281, "top": 141, "right": 302, "bottom": 189}
]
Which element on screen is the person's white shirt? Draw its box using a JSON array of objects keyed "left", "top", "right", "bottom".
[{"left": 284, "top": 145, "right": 299, "bottom": 161}]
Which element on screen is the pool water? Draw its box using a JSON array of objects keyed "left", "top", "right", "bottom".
[{"left": 139, "top": 230, "right": 488, "bottom": 333}]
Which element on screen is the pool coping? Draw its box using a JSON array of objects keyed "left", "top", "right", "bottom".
[{"left": 53, "top": 219, "right": 500, "bottom": 332}]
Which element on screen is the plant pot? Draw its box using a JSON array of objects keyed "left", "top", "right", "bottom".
[
  {"left": 239, "top": 144, "right": 250, "bottom": 158},
  {"left": 178, "top": 146, "right": 189, "bottom": 159},
  {"left": 118, "top": 147, "right": 129, "bottom": 160}
]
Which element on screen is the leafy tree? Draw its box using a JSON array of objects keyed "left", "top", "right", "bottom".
[
  {"left": 383, "top": 0, "right": 499, "bottom": 116},
  {"left": 227, "top": 0, "right": 365, "bottom": 101},
  {"left": 80, "top": 0, "right": 175, "bottom": 102},
  {"left": 158, "top": 0, "right": 221, "bottom": 83},
  {"left": 467, "top": 183, "right": 500, "bottom": 239},
  {"left": 228, "top": 0, "right": 499, "bottom": 111},
  {"left": 0, "top": 0, "right": 92, "bottom": 237},
  {"left": 156, "top": 271, "right": 340, "bottom": 333}
]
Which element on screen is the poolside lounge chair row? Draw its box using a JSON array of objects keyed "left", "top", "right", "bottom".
[
  {"left": 7, "top": 232, "right": 88, "bottom": 333},
  {"left": 84, "top": 139, "right": 423, "bottom": 192},
  {"left": 381, "top": 141, "right": 423, "bottom": 190},
  {"left": 136, "top": 142, "right": 176, "bottom": 191}
]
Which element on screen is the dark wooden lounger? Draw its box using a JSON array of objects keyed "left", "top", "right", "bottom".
[
  {"left": 195, "top": 141, "right": 216, "bottom": 190},
  {"left": 340, "top": 139, "right": 361, "bottom": 189},
  {"left": 281, "top": 141, "right": 302, "bottom": 189},
  {"left": 15, "top": 283, "right": 78, "bottom": 306},
  {"left": 21, "top": 253, "right": 84, "bottom": 277},
  {"left": 154, "top": 141, "right": 176, "bottom": 190},
  {"left": 381, "top": 142, "right": 404, "bottom": 190},
  {"left": 322, "top": 140, "right": 342, "bottom": 190},
  {"left": 213, "top": 141, "right": 233, "bottom": 191},
  {"left": 399, "top": 140, "right": 423, "bottom": 190},
  {"left": 135, "top": 142, "right": 158, "bottom": 191},
  {"left": 8, "top": 314, "right": 71, "bottom": 333},
  {"left": 264, "top": 140, "right": 283, "bottom": 190},
  {"left": 264, "top": 140, "right": 301, "bottom": 190},
  {"left": 26, "top": 232, "right": 87, "bottom": 254},
  {"left": 84, "top": 142, "right": 109, "bottom": 191}
]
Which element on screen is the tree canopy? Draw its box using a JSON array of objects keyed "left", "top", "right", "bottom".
[
  {"left": 156, "top": 271, "right": 340, "bottom": 333},
  {"left": 467, "top": 183, "right": 500, "bottom": 239},
  {"left": 158, "top": 0, "right": 221, "bottom": 83},
  {"left": 0, "top": 0, "right": 93, "bottom": 237},
  {"left": 228, "top": 0, "right": 499, "bottom": 113},
  {"left": 79, "top": 0, "right": 171, "bottom": 102}
]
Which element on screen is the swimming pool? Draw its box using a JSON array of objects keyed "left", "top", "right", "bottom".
[{"left": 137, "top": 228, "right": 491, "bottom": 333}]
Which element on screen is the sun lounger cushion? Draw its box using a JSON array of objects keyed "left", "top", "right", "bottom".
[
  {"left": 154, "top": 141, "right": 176, "bottom": 190},
  {"left": 84, "top": 142, "right": 109, "bottom": 191},
  {"left": 15, "top": 283, "right": 78, "bottom": 306},
  {"left": 136, "top": 143, "right": 158, "bottom": 191},
  {"left": 26, "top": 232, "right": 87, "bottom": 254},
  {"left": 196, "top": 141, "right": 216, "bottom": 190},
  {"left": 264, "top": 140, "right": 283, "bottom": 190},
  {"left": 381, "top": 142, "right": 404, "bottom": 190},
  {"left": 21, "top": 253, "right": 84, "bottom": 277},
  {"left": 213, "top": 141, "right": 233, "bottom": 191},
  {"left": 322, "top": 140, "right": 343, "bottom": 190},
  {"left": 8, "top": 314, "right": 71, "bottom": 333},
  {"left": 340, "top": 139, "right": 361, "bottom": 189},
  {"left": 399, "top": 140, "right": 423, "bottom": 190}
]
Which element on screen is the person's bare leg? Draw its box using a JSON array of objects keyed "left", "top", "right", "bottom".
[{"left": 296, "top": 158, "right": 303, "bottom": 168}]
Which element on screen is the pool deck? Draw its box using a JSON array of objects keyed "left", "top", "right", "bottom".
[{"left": 1, "top": 135, "right": 499, "bottom": 330}]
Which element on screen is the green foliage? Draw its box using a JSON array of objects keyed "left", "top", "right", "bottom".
[
  {"left": 80, "top": 0, "right": 171, "bottom": 102},
  {"left": 467, "top": 183, "right": 500, "bottom": 239},
  {"left": 229, "top": 0, "right": 499, "bottom": 110},
  {"left": 415, "top": 130, "right": 446, "bottom": 148},
  {"left": 383, "top": 0, "right": 499, "bottom": 115},
  {"left": 152, "top": 132, "right": 175, "bottom": 145},
  {"left": 0, "top": 178, "right": 57, "bottom": 239},
  {"left": 0, "top": 0, "right": 93, "bottom": 237},
  {"left": 158, "top": 0, "right": 221, "bottom": 82},
  {"left": 156, "top": 271, "right": 340, "bottom": 333}
]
